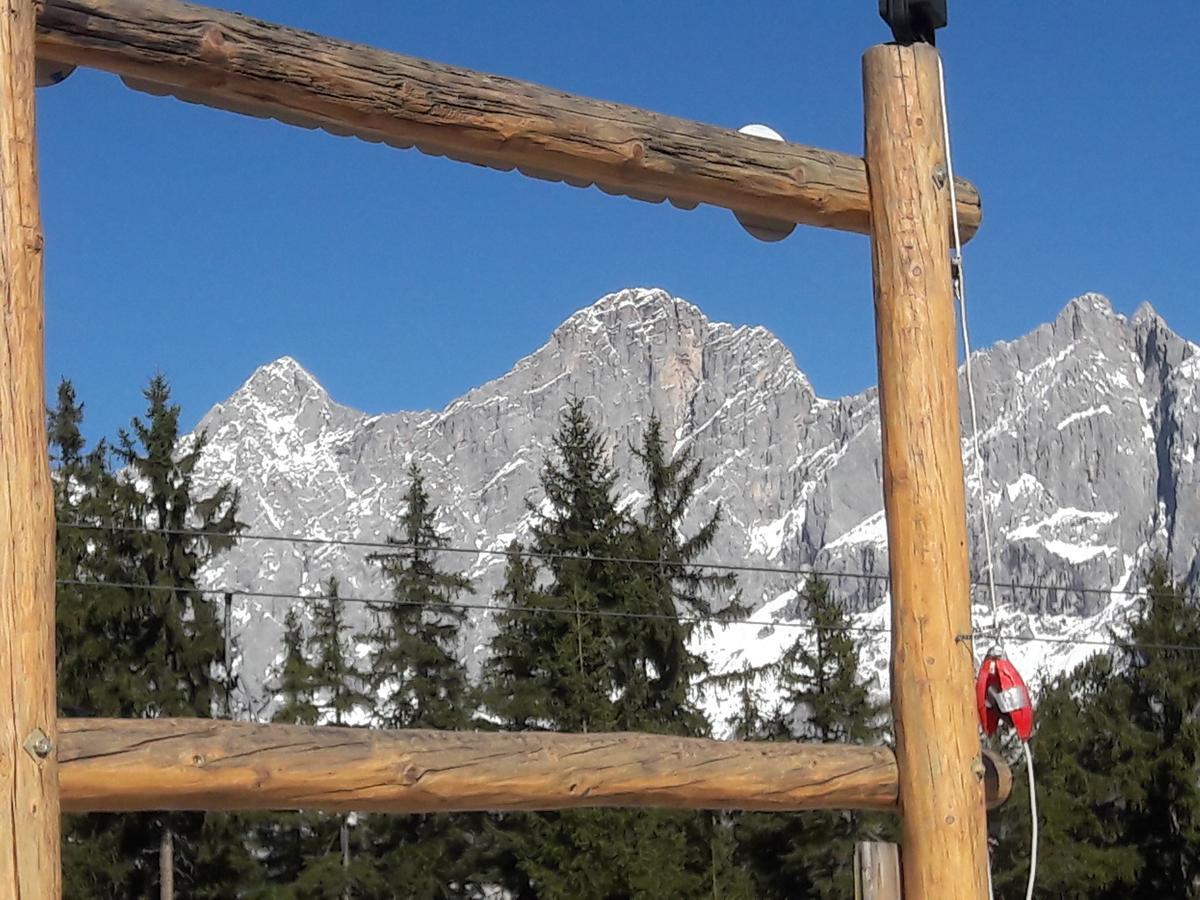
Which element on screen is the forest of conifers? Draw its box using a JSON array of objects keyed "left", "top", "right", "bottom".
[{"left": 51, "top": 375, "right": 1200, "bottom": 899}]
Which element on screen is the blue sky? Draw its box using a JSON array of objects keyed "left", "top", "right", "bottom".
[{"left": 39, "top": 1, "right": 1200, "bottom": 441}]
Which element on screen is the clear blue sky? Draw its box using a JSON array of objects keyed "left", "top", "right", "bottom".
[{"left": 38, "top": 1, "right": 1200, "bottom": 442}]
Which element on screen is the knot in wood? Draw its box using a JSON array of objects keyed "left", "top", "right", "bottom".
[
  {"left": 399, "top": 764, "right": 422, "bottom": 786},
  {"left": 199, "top": 26, "right": 227, "bottom": 60}
]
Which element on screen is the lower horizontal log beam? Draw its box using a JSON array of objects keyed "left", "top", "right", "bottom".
[{"left": 58, "top": 718, "right": 1011, "bottom": 814}]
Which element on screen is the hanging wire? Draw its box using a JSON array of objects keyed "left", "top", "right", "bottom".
[
  {"left": 53, "top": 576, "right": 1200, "bottom": 654},
  {"left": 1022, "top": 741, "right": 1039, "bottom": 900},
  {"left": 936, "top": 54, "right": 1003, "bottom": 649},
  {"left": 937, "top": 51, "right": 1038, "bottom": 900},
  {"left": 56, "top": 520, "right": 1156, "bottom": 598},
  {"left": 52, "top": 577, "right": 893, "bottom": 636}
]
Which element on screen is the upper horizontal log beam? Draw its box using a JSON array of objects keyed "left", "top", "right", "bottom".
[
  {"left": 58, "top": 718, "right": 1011, "bottom": 814},
  {"left": 35, "top": 0, "right": 981, "bottom": 239}
]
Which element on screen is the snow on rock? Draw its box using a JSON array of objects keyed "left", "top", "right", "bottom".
[{"left": 189, "top": 289, "right": 1200, "bottom": 722}]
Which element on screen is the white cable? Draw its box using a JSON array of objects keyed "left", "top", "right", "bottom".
[
  {"left": 1022, "top": 741, "right": 1039, "bottom": 900},
  {"left": 935, "top": 54, "right": 1002, "bottom": 648},
  {"left": 937, "top": 51, "right": 1028, "bottom": 900}
]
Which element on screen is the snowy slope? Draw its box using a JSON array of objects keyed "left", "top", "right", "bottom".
[{"left": 189, "top": 289, "right": 1200, "bottom": 729}]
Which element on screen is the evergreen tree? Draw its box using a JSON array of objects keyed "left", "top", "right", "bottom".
[
  {"left": 734, "top": 576, "right": 889, "bottom": 900},
  {"left": 51, "top": 379, "right": 127, "bottom": 718},
  {"left": 274, "top": 608, "right": 320, "bottom": 725},
  {"left": 618, "top": 415, "right": 739, "bottom": 735},
  {"left": 252, "top": 610, "right": 317, "bottom": 891},
  {"left": 300, "top": 578, "right": 373, "bottom": 898},
  {"left": 481, "top": 544, "right": 544, "bottom": 731},
  {"left": 993, "top": 559, "right": 1200, "bottom": 898},
  {"left": 356, "top": 464, "right": 480, "bottom": 898},
  {"left": 516, "top": 399, "right": 630, "bottom": 734},
  {"left": 56, "top": 375, "right": 258, "bottom": 897},
  {"left": 360, "top": 463, "right": 473, "bottom": 731},
  {"left": 990, "top": 655, "right": 1143, "bottom": 899},
  {"left": 482, "top": 402, "right": 748, "bottom": 899}
]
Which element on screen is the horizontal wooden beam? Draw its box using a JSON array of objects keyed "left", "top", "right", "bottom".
[
  {"left": 58, "top": 718, "right": 1011, "bottom": 814},
  {"left": 35, "top": 0, "right": 981, "bottom": 239}
]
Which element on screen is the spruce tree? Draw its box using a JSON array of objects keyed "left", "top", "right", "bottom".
[
  {"left": 251, "top": 609, "right": 318, "bottom": 891},
  {"left": 619, "top": 415, "right": 739, "bottom": 735},
  {"left": 275, "top": 608, "right": 320, "bottom": 725},
  {"left": 356, "top": 464, "right": 479, "bottom": 898},
  {"left": 301, "top": 578, "right": 373, "bottom": 898},
  {"left": 360, "top": 463, "right": 473, "bottom": 731},
  {"left": 734, "top": 576, "right": 889, "bottom": 900},
  {"left": 481, "top": 544, "right": 544, "bottom": 731},
  {"left": 482, "top": 402, "right": 744, "bottom": 899},
  {"left": 993, "top": 558, "right": 1200, "bottom": 898},
  {"left": 51, "top": 379, "right": 127, "bottom": 719},
  {"left": 57, "top": 375, "right": 257, "bottom": 897}
]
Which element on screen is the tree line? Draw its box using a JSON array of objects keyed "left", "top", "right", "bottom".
[{"left": 51, "top": 374, "right": 1200, "bottom": 898}]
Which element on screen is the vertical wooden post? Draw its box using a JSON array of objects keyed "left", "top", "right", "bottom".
[
  {"left": 863, "top": 42, "right": 989, "bottom": 899},
  {"left": 855, "top": 842, "right": 901, "bottom": 900},
  {"left": 160, "top": 826, "right": 175, "bottom": 900},
  {"left": 0, "top": 0, "right": 59, "bottom": 896}
]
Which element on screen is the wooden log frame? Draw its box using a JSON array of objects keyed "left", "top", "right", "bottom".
[
  {"left": 864, "top": 43, "right": 991, "bottom": 898},
  {"left": 855, "top": 842, "right": 901, "bottom": 900},
  {"left": 58, "top": 719, "right": 1012, "bottom": 815},
  {"left": 34, "top": 0, "right": 981, "bottom": 240},
  {"left": 0, "top": 0, "right": 59, "bottom": 896}
]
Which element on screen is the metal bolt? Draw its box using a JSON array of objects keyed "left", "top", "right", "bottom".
[
  {"left": 23, "top": 727, "right": 52, "bottom": 761},
  {"left": 932, "top": 164, "right": 948, "bottom": 189}
]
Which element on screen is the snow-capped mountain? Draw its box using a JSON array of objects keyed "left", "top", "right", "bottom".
[{"left": 192, "top": 288, "right": 1200, "bottom": 728}]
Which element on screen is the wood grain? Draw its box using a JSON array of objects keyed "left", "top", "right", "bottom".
[
  {"left": 855, "top": 842, "right": 901, "bottom": 900},
  {"left": 0, "top": 1, "right": 59, "bottom": 895},
  {"left": 864, "top": 42, "right": 991, "bottom": 900},
  {"left": 57, "top": 719, "right": 1012, "bottom": 814},
  {"left": 34, "top": 0, "right": 982, "bottom": 239}
]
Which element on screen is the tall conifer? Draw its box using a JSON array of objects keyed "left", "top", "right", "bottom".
[
  {"left": 482, "top": 403, "right": 746, "bottom": 898},
  {"left": 993, "top": 559, "right": 1200, "bottom": 898},
  {"left": 734, "top": 576, "right": 889, "bottom": 899},
  {"left": 357, "top": 464, "right": 479, "bottom": 897},
  {"left": 61, "top": 375, "right": 256, "bottom": 897}
]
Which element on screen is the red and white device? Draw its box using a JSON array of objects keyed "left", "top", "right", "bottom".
[{"left": 976, "top": 649, "right": 1034, "bottom": 742}]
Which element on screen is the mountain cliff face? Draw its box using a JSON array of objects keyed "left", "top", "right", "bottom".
[{"left": 191, "top": 288, "right": 1200, "bottom": 725}]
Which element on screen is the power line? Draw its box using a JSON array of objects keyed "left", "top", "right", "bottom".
[
  {"left": 55, "top": 577, "right": 1200, "bottom": 654},
  {"left": 58, "top": 520, "right": 1151, "bottom": 598},
  {"left": 53, "top": 578, "right": 891, "bottom": 637}
]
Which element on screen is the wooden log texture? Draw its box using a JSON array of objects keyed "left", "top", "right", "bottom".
[
  {"left": 0, "top": 1, "right": 59, "bottom": 895},
  {"left": 57, "top": 719, "right": 1012, "bottom": 814},
  {"left": 855, "top": 842, "right": 901, "bottom": 900},
  {"left": 863, "top": 43, "right": 990, "bottom": 899},
  {"left": 34, "top": 0, "right": 982, "bottom": 239}
]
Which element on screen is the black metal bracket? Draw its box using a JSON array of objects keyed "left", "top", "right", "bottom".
[{"left": 879, "top": 0, "right": 947, "bottom": 45}]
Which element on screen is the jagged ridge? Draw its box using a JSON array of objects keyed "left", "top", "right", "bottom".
[{"left": 190, "top": 287, "right": 1200, "bottom": 725}]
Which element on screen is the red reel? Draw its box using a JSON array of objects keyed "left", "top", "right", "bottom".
[{"left": 976, "top": 651, "right": 1034, "bottom": 742}]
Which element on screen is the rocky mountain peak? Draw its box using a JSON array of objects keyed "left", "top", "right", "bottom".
[
  {"left": 234, "top": 355, "right": 331, "bottom": 410},
  {"left": 189, "top": 289, "right": 1200, "bottom": 724}
]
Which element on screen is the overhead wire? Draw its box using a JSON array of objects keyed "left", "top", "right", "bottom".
[
  {"left": 54, "top": 576, "right": 1200, "bottom": 654},
  {"left": 57, "top": 520, "right": 1156, "bottom": 598},
  {"left": 53, "top": 577, "right": 893, "bottom": 636}
]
